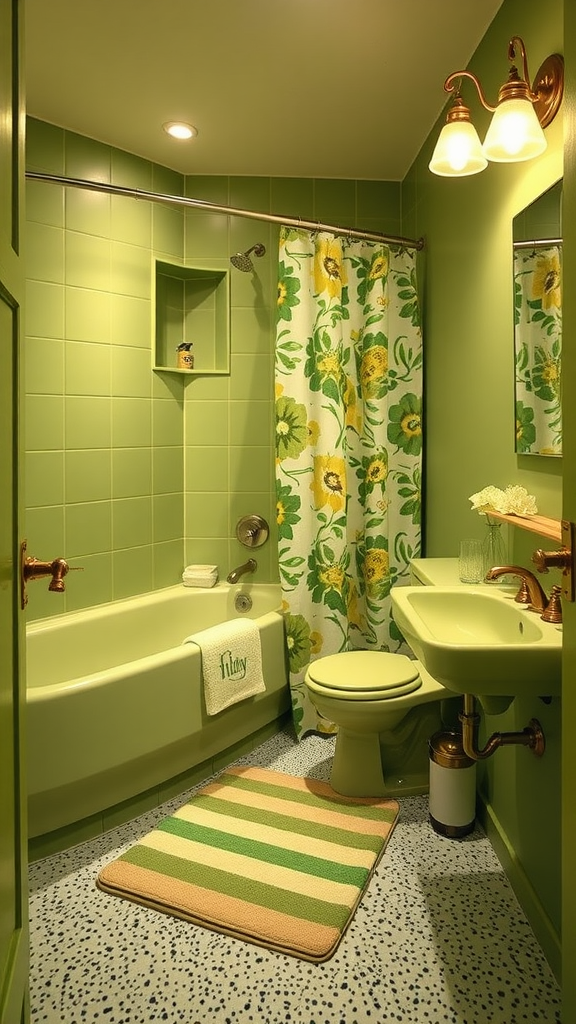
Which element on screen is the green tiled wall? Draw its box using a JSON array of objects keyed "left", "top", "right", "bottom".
[{"left": 25, "top": 118, "right": 401, "bottom": 619}]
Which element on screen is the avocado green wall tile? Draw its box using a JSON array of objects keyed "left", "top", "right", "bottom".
[
  {"left": 229, "top": 399, "right": 273, "bottom": 448},
  {"left": 26, "top": 452, "right": 64, "bottom": 508},
  {"left": 110, "top": 241, "right": 150, "bottom": 298},
  {"left": 184, "top": 399, "right": 228, "bottom": 446},
  {"left": 25, "top": 337, "right": 64, "bottom": 394},
  {"left": 65, "top": 287, "right": 111, "bottom": 344},
  {"left": 25, "top": 505, "right": 65, "bottom": 555},
  {"left": 26, "top": 280, "right": 64, "bottom": 338},
  {"left": 185, "top": 446, "right": 228, "bottom": 492},
  {"left": 112, "top": 397, "right": 152, "bottom": 447},
  {"left": 229, "top": 353, "right": 272, "bottom": 402},
  {"left": 112, "top": 546, "right": 154, "bottom": 601},
  {"left": 356, "top": 180, "right": 401, "bottom": 223},
  {"left": 65, "top": 396, "right": 112, "bottom": 448},
  {"left": 152, "top": 370, "right": 184, "bottom": 401},
  {"left": 111, "top": 346, "right": 152, "bottom": 397},
  {"left": 65, "top": 189, "right": 111, "bottom": 237},
  {"left": 112, "top": 447, "right": 152, "bottom": 498},
  {"left": 230, "top": 177, "right": 271, "bottom": 212},
  {"left": 26, "top": 179, "right": 64, "bottom": 228},
  {"left": 112, "top": 149, "right": 153, "bottom": 191},
  {"left": 66, "top": 501, "right": 112, "bottom": 557},
  {"left": 185, "top": 493, "right": 228, "bottom": 538},
  {"left": 65, "top": 232, "right": 111, "bottom": 291},
  {"left": 26, "top": 395, "right": 64, "bottom": 450},
  {"left": 230, "top": 446, "right": 273, "bottom": 493},
  {"left": 26, "top": 118, "right": 65, "bottom": 174},
  {"left": 185, "top": 175, "right": 230, "bottom": 206},
  {"left": 153, "top": 493, "right": 183, "bottom": 543},
  {"left": 153, "top": 164, "right": 184, "bottom": 197},
  {"left": 183, "top": 373, "right": 229, "bottom": 401},
  {"left": 153, "top": 539, "right": 185, "bottom": 589},
  {"left": 153, "top": 205, "right": 184, "bottom": 257},
  {"left": 65, "top": 132, "right": 111, "bottom": 182},
  {"left": 270, "top": 178, "right": 315, "bottom": 221},
  {"left": 185, "top": 214, "right": 229, "bottom": 260},
  {"left": 314, "top": 178, "right": 356, "bottom": 225},
  {"left": 110, "top": 294, "right": 150, "bottom": 347},
  {"left": 231, "top": 307, "right": 272, "bottom": 354},
  {"left": 65, "top": 449, "right": 112, "bottom": 504},
  {"left": 64, "top": 552, "right": 113, "bottom": 611},
  {"left": 65, "top": 341, "right": 111, "bottom": 396},
  {"left": 228, "top": 491, "right": 274, "bottom": 537},
  {"left": 24, "top": 583, "right": 67, "bottom": 622},
  {"left": 26, "top": 222, "right": 64, "bottom": 283},
  {"left": 111, "top": 195, "right": 152, "bottom": 248},
  {"left": 152, "top": 397, "right": 182, "bottom": 446},
  {"left": 184, "top": 538, "right": 229, "bottom": 574},
  {"left": 112, "top": 496, "right": 153, "bottom": 549},
  {"left": 153, "top": 446, "right": 183, "bottom": 493}
]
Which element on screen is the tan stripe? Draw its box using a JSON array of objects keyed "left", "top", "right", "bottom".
[
  {"left": 173, "top": 803, "right": 375, "bottom": 869},
  {"left": 200, "top": 781, "right": 394, "bottom": 838},
  {"left": 226, "top": 765, "right": 399, "bottom": 811},
  {"left": 139, "top": 829, "right": 359, "bottom": 905},
  {"left": 98, "top": 860, "right": 341, "bottom": 959}
]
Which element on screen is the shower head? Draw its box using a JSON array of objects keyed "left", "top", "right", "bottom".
[{"left": 230, "top": 243, "right": 266, "bottom": 272}]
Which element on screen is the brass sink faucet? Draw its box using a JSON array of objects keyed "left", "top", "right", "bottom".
[{"left": 484, "top": 564, "right": 562, "bottom": 622}]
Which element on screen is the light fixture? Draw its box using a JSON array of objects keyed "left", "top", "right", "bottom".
[
  {"left": 163, "top": 121, "right": 198, "bottom": 140},
  {"left": 429, "top": 37, "right": 564, "bottom": 177}
]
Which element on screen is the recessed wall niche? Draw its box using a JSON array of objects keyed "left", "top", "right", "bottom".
[{"left": 154, "top": 260, "right": 230, "bottom": 374}]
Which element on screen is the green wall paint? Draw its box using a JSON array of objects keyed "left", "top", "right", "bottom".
[{"left": 404, "top": 0, "right": 564, "bottom": 979}]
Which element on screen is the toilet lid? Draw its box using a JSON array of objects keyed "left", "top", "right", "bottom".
[{"left": 307, "top": 651, "right": 421, "bottom": 698}]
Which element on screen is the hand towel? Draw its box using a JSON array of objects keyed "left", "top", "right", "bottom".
[{"left": 183, "top": 618, "right": 266, "bottom": 716}]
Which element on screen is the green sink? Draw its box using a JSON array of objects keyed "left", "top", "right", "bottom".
[{"left": 390, "top": 586, "right": 561, "bottom": 699}]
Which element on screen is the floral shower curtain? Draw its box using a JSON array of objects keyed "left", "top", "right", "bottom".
[
  {"left": 275, "top": 227, "right": 423, "bottom": 738},
  {"left": 514, "top": 244, "right": 562, "bottom": 455}
]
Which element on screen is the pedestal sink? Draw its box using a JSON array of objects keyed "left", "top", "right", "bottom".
[{"left": 390, "top": 586, "right": 561, "bottom": 701}]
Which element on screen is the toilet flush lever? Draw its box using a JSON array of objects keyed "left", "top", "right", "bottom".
[{"left": 20, "top": 540, "right": 83, "bottom": 609}]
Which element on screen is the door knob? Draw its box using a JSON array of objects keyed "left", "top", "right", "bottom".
[{"left": 20, "top": 540, "right": 83, "bottom": 609}]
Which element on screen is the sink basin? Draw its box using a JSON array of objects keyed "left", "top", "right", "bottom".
[{"left": 390, "top": 586, "right": 561, "bottom": 699}]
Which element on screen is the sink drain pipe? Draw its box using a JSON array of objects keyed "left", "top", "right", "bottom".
[{"left": 459, "top": 694, "right": 546, "bottom": 760}]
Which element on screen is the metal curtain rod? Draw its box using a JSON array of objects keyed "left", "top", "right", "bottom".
[
  {"left": 513, "top": 237, "right": 562, "bottom": 249},
  {"left": 25, "top": 171, "right": 425, "bottom": 251}
]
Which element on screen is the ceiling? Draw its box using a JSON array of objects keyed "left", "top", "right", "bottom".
[{"left": 24, "top": 0, "right": 504, "bottom": 182}]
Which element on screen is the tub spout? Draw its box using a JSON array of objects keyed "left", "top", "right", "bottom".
[{"left": 227, "top": 558, "right": 257, "bottom": 584}]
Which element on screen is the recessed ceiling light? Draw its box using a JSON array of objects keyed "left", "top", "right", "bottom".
[{"left": 163, "top": 122, "right": 198, "bottom": 140}]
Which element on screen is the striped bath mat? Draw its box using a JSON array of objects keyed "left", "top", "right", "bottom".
[{"left": 96, "top": 766, "right": 399, "bottom": 962}]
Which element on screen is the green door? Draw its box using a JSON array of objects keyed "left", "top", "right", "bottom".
[{"left": 0, "top": 0, "right": 28, "bottom": 1020}]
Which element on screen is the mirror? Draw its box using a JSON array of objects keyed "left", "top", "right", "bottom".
[{"left": 513, "top": 180, "right": 562, "bottom": 456}]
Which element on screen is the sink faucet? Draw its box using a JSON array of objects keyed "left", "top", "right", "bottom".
[
  {"left": 226, "top": 558, "right": 257, "bottom": 584},
  {"left": 484, "top": 564, "right": 548, "bottom": 613}
]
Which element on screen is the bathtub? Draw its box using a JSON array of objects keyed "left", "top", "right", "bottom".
[{"left": 26, "top": 583, "right": 290, "bottom": 841}]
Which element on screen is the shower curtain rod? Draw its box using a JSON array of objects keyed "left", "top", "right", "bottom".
[
  {"left": 513, "top": 237, "right": 562, "bottom": 249},
  {"left": 25, "top": 171, "right": 425, "bottom": 251}
]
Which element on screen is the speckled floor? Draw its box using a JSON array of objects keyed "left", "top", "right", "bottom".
[{"left": 29, "top": 729, "right": 561, "bottom": 1024}]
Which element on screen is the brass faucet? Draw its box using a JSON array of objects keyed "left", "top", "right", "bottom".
[
  {"left": 226, "top": 558, "right": 257, "bottom": 584},
  {"left": 484, "top": 564, "right": 548, "bottom": 613}
]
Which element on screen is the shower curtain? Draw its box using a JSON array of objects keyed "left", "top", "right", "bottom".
[
  {"left": 275, "top": 227, "right": 423, "bottom": 738},
  {"left": 514, "top": 244, "right": 562, "bottom": 455}
]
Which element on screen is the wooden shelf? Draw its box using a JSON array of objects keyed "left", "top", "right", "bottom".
[{"left": 487, "top": 511, "right": 562, "bottom": 543}]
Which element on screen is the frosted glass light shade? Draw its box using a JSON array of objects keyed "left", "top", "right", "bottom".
[
  {"left": 482, "top": 99, "right": 546, "bottom": 162},
  {"left": 429, "top": 120, "right": 488, "bottom": 177}
]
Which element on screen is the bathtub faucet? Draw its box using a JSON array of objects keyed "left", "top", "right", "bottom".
[{"left": 227, "top": 558, "right": 257, "bottom": 584}]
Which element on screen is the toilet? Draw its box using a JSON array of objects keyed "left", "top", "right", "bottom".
[{"left": 304, "top": 651, "right": 449, "bottom": 798}]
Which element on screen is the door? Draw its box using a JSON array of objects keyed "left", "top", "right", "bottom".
[{"left": 0, "top": 0, "right": 28, "bottom": 1021}]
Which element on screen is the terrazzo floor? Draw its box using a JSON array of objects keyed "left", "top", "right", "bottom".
[{"left": 29, "top": 729, "right": 562, "bottom": 1024}]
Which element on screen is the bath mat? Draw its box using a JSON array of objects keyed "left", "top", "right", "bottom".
[{"left": 96, "top": 766, "right": 399, "bottom": 962}]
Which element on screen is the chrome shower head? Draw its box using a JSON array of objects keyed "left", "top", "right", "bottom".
[{"left": 230, "top": 242, "right": 266, "bottom": 272}]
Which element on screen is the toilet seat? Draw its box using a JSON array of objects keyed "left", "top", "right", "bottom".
[{"left": 305, "top": 651, "right": 422, "bottom": 701}]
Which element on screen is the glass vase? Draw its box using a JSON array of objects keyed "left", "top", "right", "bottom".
[{"left": 482, "top": 518, "right": 507, "bottom": 580}]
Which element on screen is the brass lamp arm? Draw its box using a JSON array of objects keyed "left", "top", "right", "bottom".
[
  {"left": 443, "top": 71, "right": 497, "bottom": 113},
  {"left": 508, "top": 36, "right": 538, "bottom": 101}
]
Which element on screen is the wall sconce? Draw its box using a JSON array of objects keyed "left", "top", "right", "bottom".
[{"left": 429, "top": 37, "right": 564, "bottom": 177}]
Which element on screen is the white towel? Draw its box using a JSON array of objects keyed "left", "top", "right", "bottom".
[{"left": 183, "top": 618, "right": 266, "bottom": 716}]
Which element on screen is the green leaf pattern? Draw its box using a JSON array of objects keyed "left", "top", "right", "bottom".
[
  {"left": 275, "top": 228, "right": 423, "bottom": 737},
  {"left": 514, "top": 245, "right": 562, "bottom": 455}
]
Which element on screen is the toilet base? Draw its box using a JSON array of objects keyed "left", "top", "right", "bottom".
[{"left": 331, "top": 729, "right": 387, "bottom": 797}]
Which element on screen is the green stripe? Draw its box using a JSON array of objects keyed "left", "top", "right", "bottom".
[
  {"left": 181, "top": 794, "right": 384, "bottom": 853},
  {"left": 121, "top": 845, "right": 351, "bottom": 928},
  {"left": 221, "top": 772, "right": 397, "bottom": 823},
  {"left": 158, "top": 816, "right": 369, "bottom": 888}
]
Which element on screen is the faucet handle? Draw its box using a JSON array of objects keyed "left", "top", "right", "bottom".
[
  {"left": 542, "top": 584, "right": 562, "bottom": 624},
  {"left": 532, "top": 547, "right": 571, "bottom": 574}
]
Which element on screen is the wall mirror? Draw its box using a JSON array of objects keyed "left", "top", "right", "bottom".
[{"left": 513, "top": 180, "right": 562, "bottom": 456}]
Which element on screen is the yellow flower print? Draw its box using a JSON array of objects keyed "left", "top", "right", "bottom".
[
  {"left": 275, "top": 382, "right": 284, "bottom": 399},
  {"left": 277, "top": 280, "right": 288, "bottom": 307},
  {"left": 319, "top": 564, "right": 345, "bottom": 592},
  {"left": 310, "top": 631, "right": 323, "bottom": 655},
  {"left": 347, "top": 582, "right": 365, "bottom": 631},
  {"left": 314, "top": 237, "right": 347, "bottom": 298},
  {"left": 364, "top": 548, "right": 389, "bottom": 586},
  {"left": 400, "top": 411, "right": 421, "bottom": 439},
  {"left": 317, "top": 350, "right": 342, "bottom": 378},
  {"left": 311, "top": 454, "right": 346, "bottom": 512},
  {"left": 360, "top": 345, "right": 388, "bottom": 388},
  {"left": 532, "top": 252, "right": 561, "bottom": 310},
  {"left": 343, "top": 376, "right": 357, "bottom": 428},
  {"left": 366, "top": 455, "right": 387, "bottom": 485},
  {"left": 368, "top": 253, "right": 388, "bottom": 280},
  {"left": 308, "top": 420, "right": 321, "bottom": 446}
]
